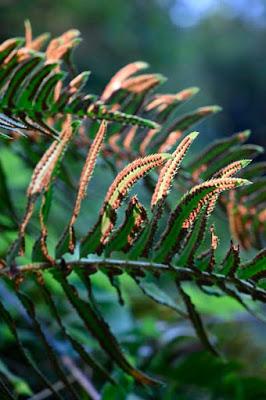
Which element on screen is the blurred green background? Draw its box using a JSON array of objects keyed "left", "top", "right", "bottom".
[{"left": 1, "top": 0, "right": 266, "bottom": 151}]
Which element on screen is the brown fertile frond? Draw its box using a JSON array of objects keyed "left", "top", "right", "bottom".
[
  {"left": 213, "top": 159, "right": 252, "bottom": 178},
  {"left": 154, "top": 177, "right": 249, "bottom": 263},
  {"left": 158, "top": 130, "right": 183, "bottom": 153},
  {"left": 121, "top": 74, "right": 166, "bottom": 94},
  {"left": 68, "top": 71, "right": 90, "bottom": 95},
  {"left": 191, "top": 179, "right": 250, "bottom": 231},
  {"left": 24, "top": 19, "right": 49, "bottom": 51},
  {"left": 46, "top": 29, "right": 80, "bottom": 61},
  {"left": 145, "top": 94, "right": 178, "bottom": 112},
  {"left": 188, "top": 130, "right": 250, "bottom": 177},
  {"left": 108, "top": 133, "right": 120, "bottom": 154},
  {"left": 181, "top": 190, "right": 220, "bottom": 229},
  {"left": 189, "top": 178, "right": 250, "bottom": 196},
  {"left": 105, "top": 153, "right": 171, "bottom": 210},
  {"left": 0, "top": 38, "right": 19, "bottom": 56},
  {"left": 207, "top": 159, "right": 252, "bottom": 239},
  {"left": 158, "top": 105, "right": 222, "bottom": 153},
  {"left": 123, "top": 126, "right": 138, "bottom": 152},
  {"left": 151, "top": 131, "right": 199, "bottom": 208},
  {"left": 24, "top": 19, "right": 32, "bottom": 48},
  {"left": 139, "top": 128, "right": 160, "bottom": 155},
  {"left": 28, "top": 116, "right": 73, "bottom": 197},
  {"left": 99, "top": 153, "right": 170, "bottom": 244},
  {"left": 17, "top": 116, "right": 73, "bottom": 253},
  {"left": 68, "top": 121, "right": 107, "bottom": 251},
  {"left": 124, "top": 197, "right": 147, "bottom": 250},
  {"left": 0, "top": 29, "right": 161, "bottom": 141},
  {"left": 45, "top": 30, "right": 80, "bottom": 102},
  {"left": 227, "top": 192, "right": 253, "bottom": 249},
  {"left": 101, "top": 61, "right": 149, "bottom": 101},
  {"left": 145, "top": 87, "right": 199, "bottom": 112},
  {"left": 196, "top": 159, "right": 252, "bottom": 253},
  {"left": 30, "top": 33, "right": 50, "bottom": 51},
  {"left": 182, "top": 178, "right": 250, "bottom": 229}
]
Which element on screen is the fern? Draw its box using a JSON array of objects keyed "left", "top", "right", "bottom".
[{"left": 0, "top": 22, "right": 265, "bottom": 397}]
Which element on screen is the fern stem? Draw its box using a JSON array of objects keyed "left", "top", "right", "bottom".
[{"left": 2, "top": 258, "right": 266, "bottom": 303}]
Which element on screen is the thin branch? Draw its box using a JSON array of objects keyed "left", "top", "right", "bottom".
[
  {"left": 29, "top": 376, "right": 75, "bottom": 400},
  {"left": 62, "top": 356, "right": 100, "bottom": 400}
]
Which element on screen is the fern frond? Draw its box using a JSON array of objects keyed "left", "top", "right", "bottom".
[{"left": 1, "top": 23, "right": 266, "bottom": 395}]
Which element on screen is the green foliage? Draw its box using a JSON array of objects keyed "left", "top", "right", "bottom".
[{"left": 0, "top": 22, "right": 265, "bottom": 398}]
